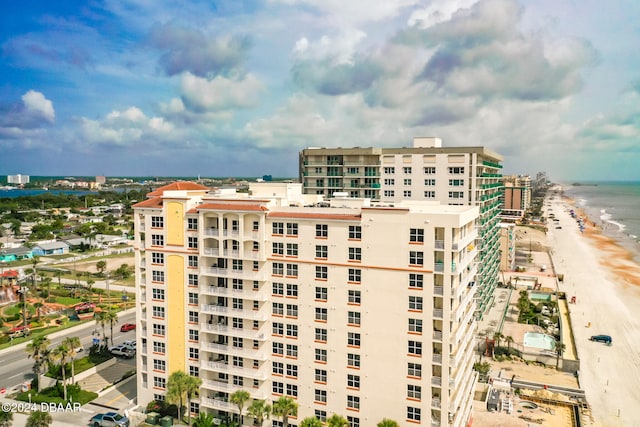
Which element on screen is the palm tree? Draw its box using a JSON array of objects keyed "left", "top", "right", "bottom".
[
  {"left": 63, "top": 336, "right": 81, "bottom": 384},
  {"left": 167, "top": 371, "right": 189, "bottom": 423},
  {"left": 327, "top": 414, "right": 349, "bottom": 427},
  {"left": 185, "top": 375, "right": 202, "bottom": 426},
  {"left": 50, "top": 342, "right": 73, "bottom": 401},
  {"left": 86, "top": 278, "right": 95, "bottom": 295},
  {"left": 272, "top": 396, "right": 298, "bottom": 427},
  {"left": 247, "top": 399, "right": 271, "bottom": 426},
  {"left": 377, "top": 419, "right": 400, "bottom": 427},
  {"left": 53, "top": 270, "right": 63, "bottom": 289},
  {"left": 25, "top": 336, "right": 51, "bottom": 393},
  {"left": 555, "top": 340, "right": 566, "bottom": 369},
  {"left": 26, "top": 411, "right": 52, "bottom": 427},
  {"left": 102, "top": 310, "right": 119, "bottom": 348},
  {"left": 300, "top": 417, "right": 323, "bottom": 427},
  {"left": 505, "top": 336, "right": 514, "bottom": 354},
  {"left": 0, "top": 410, "right": 13, "bottom": 427},
  {"left": 493, "top": 332, "right": 503, "bottom": 349},
  {"left": 41, "top": 275, "right": 52, "bottom": 300},
  {"left": 192, "top": 412, "right": 215, "bottom": 427},
  {"left": 230, "top": 390, "right": 250, "bottom": 424}
]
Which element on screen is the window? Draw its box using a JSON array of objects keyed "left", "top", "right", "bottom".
[
  {"left": 408, "top": 385, "right": 421, "bottom": 400},
  {"left": 152, "top": 288, "right": 165, "bottom": 301},
  {"left": 315, "top": 369, "right": 327, "bottom": 383},
  {"left": 152, "top": 306, "right": 165, "bottom": 319},
  {"left": 315, "top": 245, "right": 328, "bottom": 258},
  {"left": 408, "top": 340, "right": 422, "bottom": 356},
  {"left": 273, "top": 381, "right": 284, "bottom": 395},
  {"left": 153, "top": 341, "right": 165, "bottom": 354},
  {"left": 233, "top": 376, "right": 243, "bottom": 387},
  {"left": 347, "top": 395, "right": 360, "bottom": 410},
  {"left": 348, "top": 247, "right": 361, "bottom": 261},
  {"left": 286, "top": 284, "right": 298, "bottom": 298},
  {"left": 151, "top": 270, "right": 164, "bottom": 283},
  {"left": 347, "top": 353, "right": 360, "bottom": 368},
  {"left": 232, "top": 337, "right": 243, "bottom": 349},
  {"left": 286, "top": 263, "right": 298, "bottom": 277},
  {"left": 189, "top": 347, "right": 199, "bottom": 360},
  {"left": 403, "top": 167, "right": 412, "bottom": 174},
  {"left": 424, "top": 167, "right": 436, "bottom": 174},
  {"left": 316, "top": 224, "right": 328, "bottom": 238},
  {"left": 273, "top": 283, "right": 284, "bottom": 296},
  {"left": 188, "top": 274, "right": 198, "bottom": 286},
  {"left": 384, "top": 190, "right": 395, "bottom": 197},
  {"left": 232, "top": 259, "right": 243, "bottom": 271},
  {"left": 286, "top": 243, "right": 298, "bottom": 256},
  {"left": 347, "top": 312, "right": 361, "bottom": 326},
  {"left": 315, "top": 307, "right": 328, "bottom": 322},
  {"left": 384, "top": 178, "right": 395, "bottom": 185},
  {"left": 252, "top": 221, "right": 259, "bottom": 231},
  {"left": 348, "top": 226, "right": 362, "bottom": 239},
  {"left": 152, "top": 324, "right": 165, "bottom": 337},
  {"left": 347, "top": 374, "right": 360, "bottom": 389},
  {"left": 348, "top": 290, "right": 361, "bottom": 305},
  {"left": 232, "top": 279, "right": 243, "bottom": 290},
  {"left": 409, "top": 228, "right": 424, "bottom": 243},
  {"left": 384, "top": 167, "right": 395, "bottom": 174},
  {"left": 273, "top": 263, "right": 284, "bottom": 276},
  {"left": 286, "top": 324, "right": 298, "bottom": 338},
  {"left": 188, "top": 237, "right": 198, "bottom": 249},
  {"left": 286, "top": 223, "right": 298, "bottom": 236},
  {"left": 187, "top": 217, "right": 198, "bottom": 230},
  {"left": 232, "top": 298, "right": 243, "bottom": 309},
  {"left": 273, "top": 303, "right": 284, "bottom": 316},
  {"left": 315, "top": 287, "right": 327, "bottom": 301},
  {"left": 188, "top": 255, "right": 198, "bottom": 268},
  {"left": 189, "top": 366, "right": 199, "bottom": 378},
  {"left": 151, "top": 216, "right": 164, "bottom": 228},
  {"left": 286, "top": 364, "right": 298, "bottom": 378},
  {"left": 407, "top": 407, "right": 421, "bottom": 421},
  {"left": 348, "top": 269, "right": 361, "bottom": 283},
  {"left": 273, "top": 342, "right": 284, "bottom": 356},
  {"left": 404, "top": 178, "right": 412, "bottom": 185},
  {"left": 153, "top": 376, "right": 166, "bottom": 389},
  {"left": 286, "top": 304, "right": 298, "bottom": 318},
  {"left": 424, "top": 191, "right": 435, "bottom": 198},
  {"left": 252, "top": 241, "right": 259, "bottom": 251},
  {"left": 409, "top": 296, "right": 423, "bottom": 311},
  {"left": 424, "top": 178, "right": 436, "bottom": 186},
  {"left": 408, "top": 319, "right": 423, "bottom": 333},
  {"left": 188, "top": 311, "right": 199, "bottom": 323},
  {"left": 286, "top": 384, "right": 298, "bottom": 397},
  {"left": 347, "top": 416, "right": 360, "bottom": 427},
  {"left": 151, "top": 234, "right": 164, "bottom": 246},
  {"left": 449, "top": 191, "right": 464, "bottom": 199},
  {"left": 151, "top": 252, "right": 164, "bottom": 265},
  {"left": 409, "top": 274, "right": 423, "bottom": 289},
  {"left": 407, "top": 363, "right": 422, "bottom": 378},
  {"left": 273, "top": 242, "right": 284, "bottom": 256},
  {"left": 448, "top": 166, "right": 464, "bottom": 174},
  {"left": 232, "top": 318, "right": 243, "bottom": 329},
  {"left": 286, "top": 344, "right": 298, "bottom": 358},
  {"left": 273, "top": 222, "right": 284, "bottom": 235},
  {"left": 273, "top": 323, "right": 284, "bottom": 336},
  {"left": 273, "top": 362, "right": 284, "bottom": 375},
  {"left": 316, "top": 266, "right": 328, "bottom": 279},
  {"left": 315, "top": 328, "right": 327, "bottom": 342},
  {"left": 348, "top": 332, "right": 361, "bottom": 347},
  {"left": 153, "top": 359, "right": 166, "bottom": 372},
  {"left": 403, "top": 190, "right": 412, "bottom": 197},
  {"left": 409, "top": 251, "right": 424, "bottom": 266},
  {"left": 315, "top": 389, "right": 327, "bottom": 403},
  {"left": 315, "top": 410, "right": 327, "bottom": 422},
  {"left": 189, "top": 329, "right": 199, "bottom": 342},
  {"left": 449, "top": 179, "right": 464, "bottom": 186}
]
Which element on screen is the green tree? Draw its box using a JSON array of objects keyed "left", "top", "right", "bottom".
[
  {"left": 50, "top": 342, "right": 73, "bottom": 401},
  {"left": 300, "top": 417, "right": 323, "bottom": 427},
  {"left": 247, "top": 399, "right": 271, "bottom": 426},
  {"left": 26, "top": 411, "right": 52, "bottom": 427},
  {"left": 185, "top": 375, "right": 202, "bottom": 426},
  {"left": 377, "top": 419, "right": 400, "bottom": 427},
  {"left": 63, "top": 336, "right": 81, "bottom": 384},
  {"left": 327, "top": 414, "right": 349, "bottom": 427},
  {"left": 101, "top": 310, "right": 119, "bottom": 348},
  {"left": 96, "top": 260, "right": 107, "bottom": 276},
  {"left": 166, "top": 371, "right": 189, "bottom": 423},
  {"left": 0, "top": 409, "right": 13, "bottom": 427},
  {"left": 272, "top": 396, "right": 298, "bottom": 427},
  {"left": 86, "top": 278, "right": 95, "bottom": 294},
  {"left": 230, "top": 390, "right": 250, "bottom": 424},
  {"left": 26, "top": 336, "right": 51, "bottom": 393},
  {"left": 505, "top": 335, "right": 514, "bottom": 353},
  {"left": 192, "top": 412, "right": 215, "bottom": 427},
  {"left": 493, "top": 332, "right": 503, "bottom": 349},
  {"left": 555, "top": 340, "right": 566, "bottom": 369}
]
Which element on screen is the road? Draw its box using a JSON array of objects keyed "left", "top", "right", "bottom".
[{"left": 0, "top": 310, "right": 136, "bottom": 394}]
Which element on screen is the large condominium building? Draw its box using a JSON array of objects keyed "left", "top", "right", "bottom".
[
  {"left": 133, "top": 182, "right": 479, "bottom": 427},
  {"left": 299, "top": 137, "right": 503, "bottom": 318},
  {"left": 7, "top": 174, "right": 29, "bottom": 184},
  {"left": 500, "top": 175, "right": 532, "bottom": 220}
]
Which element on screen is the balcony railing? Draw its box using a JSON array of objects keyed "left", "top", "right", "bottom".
[
  {"left": 200, "top": 361, "right": 269, "bottom": 380},
  {"left": 202, "top": 342, "right": 268, "bottom": 360},
  {"left": 200, "top": 286, "right": 269, "bottom": 301},
  {"left": 433, "top": 309, "right": 443, "bottom": 319},
  {"left": 201, "top": 304, "right": 268, "bottom": 321},
  {"left": 202, "top": 267, "right": 264, "bottom": 280},
  {"left": 200, "top": 323, "right": 266, "bottom": 340}
]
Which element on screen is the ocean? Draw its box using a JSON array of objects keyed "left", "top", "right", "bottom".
[
  {"left": 0, "top": 189, "right": 100, "bottom": 198},
  {"left": 563, "top": 181, "right": 640, "bottom": 260}
]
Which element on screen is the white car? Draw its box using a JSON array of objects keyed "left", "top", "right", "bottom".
[
  {"left": 122, "top": 340, "right": 136, "bottom": 351},
  {"left": 109, "top": 345, "right": 135, "bottom": 358}
]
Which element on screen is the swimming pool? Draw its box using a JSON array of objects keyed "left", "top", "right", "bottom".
[
  {"left": 523, "top": 332, "right": 556, "bottom": 351},
  {"left": 529, "top": 292, "right": 551, "bottom": 301}
]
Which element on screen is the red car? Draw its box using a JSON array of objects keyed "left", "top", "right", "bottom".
[{"left": 120, "top": 323, "right": 136, "bottom": 332}]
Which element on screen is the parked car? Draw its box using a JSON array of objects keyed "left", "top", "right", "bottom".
[
  {"left": 109, "top": 345, "right": 135, "bottom": 358},
  {"left": 9, "top": 326, "right": 30, "bottom": 339},
  {"left": 589, "top": 334, "right": 612, "bottom": 345},
  {"left": 90, "top": 411, "right": 130, "bottom": 427},
  {"left": 122, "top": 340, "right": 136, "bottom": 350},
  {"left": 120, "top": 323, "right": 136, "bottom": 332}
]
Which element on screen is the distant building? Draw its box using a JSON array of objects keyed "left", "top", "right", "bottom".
[
  {"left": 498, "top": 223, "right": 516, "bottom": 271},
  {"left": 32, "top": 241, "right": 70, "bottom": 256},
  {"left": 500, "top": 175, "right": 531, "bottom": 220},
  {"left": 96, "top": 176, "right": 107, "bottom": 185},
  {"left": 7, "top": 174, "right": 29, "bottom": 184}
]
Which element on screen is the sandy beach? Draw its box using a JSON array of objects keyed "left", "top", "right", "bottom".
[{"left": 547, "top": 189, "right": 640, "bottom": 426}]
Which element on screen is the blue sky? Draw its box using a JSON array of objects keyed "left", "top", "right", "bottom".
[{"left": 1, "top": 0, "right": 639, "bottom": 181}]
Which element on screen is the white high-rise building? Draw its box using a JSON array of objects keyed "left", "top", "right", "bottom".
[
  {"left": 133, "top": 182, "right": 479, "bottom": 427},
  {"left": 7, "top": 174, "right": 29, "bottom": 184}
]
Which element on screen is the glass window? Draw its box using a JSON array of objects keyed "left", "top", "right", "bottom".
[
  {"left": 151, "top": 216, "right": 164, "bottom": 228},
  {"left": 409, "top": 274, "right": 423, "bottom": 289},
  {"left": 347, "top": 395, "right": 360, "bottom": 410},
  {"left": 408, "top": 319, "right": 423, "bottom": 333},
  {"left": 151, "top": 252, "right": 164, "bottom": 265},
  {"left": 407, "top": 407, "right": 421, "bottom": 421},
  {"left": 348, "top": 268, "right": 361, "bottom": 282},
  {"left": 348, "top": 247, "right": 361, "bottom": 261},
  {"left": 409, "top": 296, "right": 423, "bottom": 311},
  {"left": 286, "top": 223, "right": 298, "bottom": 236},
  {"left": 315, "top": 307, "right": 328, "bottom": 322},
  {"left": 272, "top": 222, "right": 284, "bottom": 235},
  {"left": 347, "top": 353, "right": 360, "bottom": 368},
  {"left": 348, "top": 290, "right": 361, "bottom": 305},
  {"left": 315, "top": 369, "right": 327, "bottom": 383},
  {"left": 347, "top": 312, "right": 361, "bottom": 325},
  {"left": 316, "top": 224, "right": 328, "bottom": 238},
  {"left": 409, "top": 251, "right": 424, "bottom": 266},
  {"left": 348, "top": 332, "right": 360, "bottom": 347},
  {"left": 315, "top": 287, "right": 327, "bottom": 300},
  {"left": 286, "top": 243, "right": 298, "bottom": 256},
  {"left": 315, "top": 328, "right": 327, "bottom": 342},
  {"left": 408, "top": 340, "right": 422, "bottom": 356},
  {"left": 316, "top": 266, "right": 328, "bottom": 279},
  {"left": 348, "top": 226, "right": 362, "bottom": 239},
  {"left": 409, "top": 228, "right": 424, "bottom": 243},
  {"left": 408, "top": 362, "right": 422, "bottom": 378},
  {"left": 315, "top": 245, "right": 328, "bottom": 258},
  {"left": 315, "top": 348, "right": 327, "bottom": 363},
  {"left": 286, "top": 284, "right": 298, "bottom": 297},
  {"left": 273, "top": 242, "right": 284, "bottom": 255}
]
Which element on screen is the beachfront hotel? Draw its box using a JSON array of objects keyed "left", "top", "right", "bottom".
[
  {"left": 299, "top": 137, "right": 503, "bottom": 318},
  {"left": 133, "top": 182, "right": 479, "bottom": 427}
]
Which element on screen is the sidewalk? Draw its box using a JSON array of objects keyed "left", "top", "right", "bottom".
[{"left": 78, "top": 360, "right": 135, "bottom": 394}]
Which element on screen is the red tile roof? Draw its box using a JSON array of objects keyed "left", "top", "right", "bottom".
[
  {"left": 197, "top": 203, "right": 268, "bottom": 212},
  {"left": 147, "top": 182, "right": 209, "bottom": 197},
  {"left": 132, "top": 198, "right": 164, "bottom": 208},
  {"left": 267, "top": 212, "right": 361, "bottom": 221}
]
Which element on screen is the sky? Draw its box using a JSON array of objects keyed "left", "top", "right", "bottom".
[{"left": 1, "top": 0, "right": 639, "bottom": 181}]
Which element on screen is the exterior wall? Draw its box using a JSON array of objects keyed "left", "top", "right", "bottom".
[{"left": 167, "top": 254, "right": 186, "bottom": 373}]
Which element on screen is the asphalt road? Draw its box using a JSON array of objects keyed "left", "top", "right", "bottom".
[{"left": 0, "top": 310, "right": 136, "bottom": 393}]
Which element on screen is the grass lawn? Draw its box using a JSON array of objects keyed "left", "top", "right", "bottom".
[
  {"left": 16, "top": 386, "right": 98, "bottom": 405},
  {"left": 47, "top": 352, "right": 114, "bottom": 379},
  {"left": 51, "top": 296, "right": 84, "bottom": 306}
]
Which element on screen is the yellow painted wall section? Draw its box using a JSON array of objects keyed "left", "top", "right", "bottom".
[
  {"left": 166, "top": 201, "right": 184, "bottom": 246},
  {"left": 167, "top": 254, "right": 185, "bottom": 373}
]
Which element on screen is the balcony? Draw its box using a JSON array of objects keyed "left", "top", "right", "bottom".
[
  {"left": 203, "top": 248, "right": 220, "bottom": 256},
  {"left": 201, "top": 304, "right": 269, "bottom": 321},
  {"left": 200, "top": 361, "right": 269, "bottom": 380},
  {"left": 431, "top": 397, "right": 441, "bottom": 409},
  {"left": 434, "top": 286, "right": 444, "bottom": 296},
  {"left": 200, "top": 286, "right": 269, "bottom": 301},
  {"left": 204, "top": 228, "right": 219, "bottom": 237},
  {"left": 432, "top": 331, "right": 443, "bottom": 341},
  {"left": 202, "top": 267, "right": 264, "bottom": 281},
  {"left": 433, "top": 309, "right": 443, "bottom": 319},
  {"left": 431, "top": 376, "right": 442, "bottom": 386},
  {"left": 434, "top": 240, "right": 444, "bottom": 250},
  {"left": 432, "top": 353, "right": 442, "bottom": 364},
  {"left": 222, "top": 230, "right": 240, "bottom": 238},
  {"left": 202, "top": 342, "right": 268, "bottom": 360},
  {"left": 201, "top": 397, "right": 235, "bottom": 412},
  {"left": 201, "top": 323, "right": 266, "bottom": 340}
]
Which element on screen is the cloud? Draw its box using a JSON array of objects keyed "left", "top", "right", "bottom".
[
  {"left": 147, "top": 22, "right": 251, "bottom": 78},
  {"left": 0, "top": 90, "right": 55, "bottom": 132},
  {"left": 180, "top": 72, "right": 264, "bottom": 112}
]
